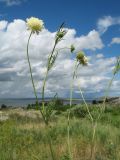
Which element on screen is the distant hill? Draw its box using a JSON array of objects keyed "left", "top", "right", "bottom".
[{"left": 93, "top": 97, "right": 120, "bottom": 105}]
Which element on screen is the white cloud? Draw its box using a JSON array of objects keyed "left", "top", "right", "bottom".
[
  {"left": 97, "top": 16, "right": 120, "bottom": 34},
  {"left": 74, "top": 30, "right": 104, "bottom": 50},
  {"left": 96, "top": 54, "right": 104, "bottom": 58},
  {"left": 0, "top": 19, "right": 118, "bottom": 98},
  {"left": 110, "top": 37, "right": 120, "bottom": 45},
  {"left": 0, "top": 0, "right": 26, "bottom": 6},
  {"left": 0, "top": 20, "right": 8, "bottom": 30}
]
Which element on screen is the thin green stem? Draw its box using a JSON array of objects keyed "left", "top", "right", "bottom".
[
  {"left": 78, "top": 83, "right": 95, "bottom": 160},
  {"left": 42, "top": 68, "right": 49, "bottom": 117},
  {"left": 41, "top": 40, "right": 57, "bottom": 113},
  {"left": 41, "top": 39, "right": 58, "bottom": 122},
  {"left": 70, "top": 60, "right": 78, "bottom": 106},
  {"left": 97, "top": 74, "right": 115, "bottom": 121},
  {"left": 102, "top": 75, "right": 115, "bottom": 111},
  {"left": 48, "top": 138, "right": 55, "bottom": 160},
  {"left": 90, "top": 123, "right": 97, "bottom": 160},
  {"left": 41, "top": 69, "right": 55, "bottom": 160},
  {"left": 67, "top": 112, "right": 72, "bottom": 159},
  {"left": 41, "top": 40, "right": 59, "bottom": 160},
  {"left": 49, "top": 41, "right": 57, "bottom": 64},
  {"left": 90, "top": 74, "right": 115, "bottom": 160},
  {"left": 46, "top": 125, "right": 55, "bottom": 160},
  {"left": 27, "top": 32, "right": 55, "bottom": 160},
  {"left": 26, "top": 31, "right": 46, "bottom": 123},
  {"left": 27, "top": 32, "right": 38, "bottom": 103},
  {"left": 67, "top": 60, "right": 78, "bottom": 160},
  {"left": 78, "top": 86, "right": 93, "bottom": 124}
]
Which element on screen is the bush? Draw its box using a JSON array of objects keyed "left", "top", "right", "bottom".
[
  {"left": 1, "top": 104, "right": 7, "bottom": 110},
  {"left": 70, "top": 105, "right": 88, "bottom": 118}
]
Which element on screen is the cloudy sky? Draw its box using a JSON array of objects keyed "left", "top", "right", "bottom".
[{"left": 0, "top": 0, "right": 120, "bottom": 98}]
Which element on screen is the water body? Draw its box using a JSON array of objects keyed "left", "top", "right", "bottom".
[{"left": 0, "top": 98, "right": 93, "bottom": 107}]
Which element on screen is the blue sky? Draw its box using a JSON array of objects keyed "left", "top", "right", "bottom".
[
  {"left": 0, "top": 0, "right": 119, "bottom": 98},
  {"left": 0, "top": 0, "right": 120, "bottom": 58},
  {"left": 0, "top": 0, "right": 120, "bottom": 28}
]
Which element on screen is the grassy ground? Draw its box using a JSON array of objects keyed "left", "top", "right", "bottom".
[{"left": 0, "top": 104, "right": 120, "bottom": 160}]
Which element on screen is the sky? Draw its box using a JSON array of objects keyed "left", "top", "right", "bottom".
[{"left": 0, "top": 0, "right": 120, "bottom": 98}]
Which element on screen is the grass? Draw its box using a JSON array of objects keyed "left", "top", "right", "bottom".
[{"left": 0, "top": 104, "right": 120, "bottom": 160}]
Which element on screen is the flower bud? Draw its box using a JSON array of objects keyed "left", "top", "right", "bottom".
[
  {"left": 70, "top": 45, "right": 75, "bottom": 53},
  {"left": 56, "top": 30, "right": 66, "bottom": 40}
]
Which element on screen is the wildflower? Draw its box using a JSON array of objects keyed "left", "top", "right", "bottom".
[
  {"left": 76, "top": 51, "right": 88, "bottom": 66},
  {"left": 81, "top": 56, "right": 88, "bottom": 66},
  {"left": 26, "top": 17, "right": 44, "bottom": 34},
  {"left": 70, "top": 45, "right": 75, "bottom": 53}
]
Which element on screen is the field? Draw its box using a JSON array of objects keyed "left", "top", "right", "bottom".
[{"left": 0, "top": 104, "right": 120, "bottom": 160}]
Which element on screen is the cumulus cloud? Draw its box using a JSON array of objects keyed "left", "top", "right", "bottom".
[
  {"left": 0, "top": 19, "right": 118, "bottom": 98},
  {"left": 97, "top": 16, "right": 120, "bottom": 34},
  {"left": 72, "top": 30, "right": 104, "bottom": 50},
  {"left": 110, "top": 37, "right": 120, "bottom": 45},
  {"left": 0, "top": 20, "right": 8, "bottom": 30},
  {"left": 0, "top": 0, "right": 26, "bottom": 6}
]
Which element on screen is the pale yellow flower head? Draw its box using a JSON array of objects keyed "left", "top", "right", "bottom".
[
  {"left": 76, "top": 51, "right": 88, "bottom": 66},
  {"left": 82, "top": 56, "right": 88, "bottom": 66},
  {"left": 26, "top": 17, "right": 44, "bottom": 34}
]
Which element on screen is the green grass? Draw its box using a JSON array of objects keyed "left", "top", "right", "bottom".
[{"left": 0, "top": 104, "right": 120, "bottom": 160}]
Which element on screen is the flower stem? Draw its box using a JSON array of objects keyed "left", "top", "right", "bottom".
[
  {"left": 78, "top": 86, "right": 93, "bottom": 123},
  {"left": 97, "top": 74, "right": 115, "bottom": 121},
  {"left": 26, "top": 31, "right": 46, "bottom": 122},
  {"left": 27, "top": 32, "right": 55, "bottom": 160},
  {"left": 41, "top": 41, "right": 58, "bottom": 160},
  {"left": 90, "top": 123, "right": 97, "bottom": 160},
  {"left": 90, "top": 74, "right": 115, "bottom": 160},
  {"left": 78, "top": 83, "right": 95, "bottom": 160},
  {"left": 67, "top": 60, "right": 78, "bottom": 160},
  {"left": 42, "top": 68, "right": 48, "bottom": 118},
  {"left": 102, "top": 75, "right": 115, "bottom": 111},
  {"left": 27, "top": 32, "right": 38, "bottom": 104},
  {"left": 47, "top": 126, "right": 55, "bottom": 160}
]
